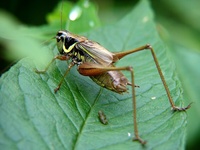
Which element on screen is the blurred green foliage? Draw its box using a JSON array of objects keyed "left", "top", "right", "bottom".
[{"left": 0, "top": 0, "right": 199, "bottom": 149}]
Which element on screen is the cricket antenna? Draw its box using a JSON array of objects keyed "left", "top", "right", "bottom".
[
  {"left": 41, "top": 37, "right": 55, "bottom": 46},
  {"left": 60, "top": 0, "right": 64, "bottom": 30}
]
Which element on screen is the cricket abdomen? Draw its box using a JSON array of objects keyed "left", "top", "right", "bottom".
[{"left": 90, "top": 71, "right": 129, "bottom": 94}]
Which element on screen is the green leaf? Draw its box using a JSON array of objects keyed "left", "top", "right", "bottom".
[
  {"left": 0, "top": 0, "right": 188, "bottom": 149},
  {"left": 168, "top": 44, "right": 200, "bottom": 145},
  {"left": 151, "top": 1, "right": 200, "bottom": 147},
  {"left": 47, "top": 0, "right": 101, "bottom": 33}
]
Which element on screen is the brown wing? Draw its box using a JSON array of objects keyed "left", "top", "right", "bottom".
[{"left": 76, "top": 40, "right": 114, "bottom": 66}]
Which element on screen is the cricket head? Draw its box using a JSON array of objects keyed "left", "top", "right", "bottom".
[
  {"left": 55, "top": 30, "right": 78, "bottom": 54},
  {"left": 56, "top": 30, "right": 87, "bottom": 54}
]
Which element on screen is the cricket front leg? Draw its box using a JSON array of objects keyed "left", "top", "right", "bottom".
[
  {"left": 54, "top": 62, "right": 75, "bottom": 93},
  {"left": 35, "top": 55, "right": 70, "bottom": 74},
  {"left": 35, "top": 55, "right": 72, "bottom": 93},
  {"left": 78, "top": 62, "right": 146, "bottom": 145}
]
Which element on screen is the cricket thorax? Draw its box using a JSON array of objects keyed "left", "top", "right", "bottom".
[
  {"left": 70, "top": 49, "right": 95, "bottom": 65},
  {"left": 56, "top": 30, "right": 98, "bottom": 65}
]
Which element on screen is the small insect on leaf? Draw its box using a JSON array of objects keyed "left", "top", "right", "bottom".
[{"left": 98, "top": 110, "right": 108, "bottom": 125}]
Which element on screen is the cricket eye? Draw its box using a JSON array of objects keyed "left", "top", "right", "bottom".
[
  {"left": 56, "top": 35, "right": 64, "bottom": 42},
  {"left": 56, "top": 36, "right": 60, "bottom": 42}
]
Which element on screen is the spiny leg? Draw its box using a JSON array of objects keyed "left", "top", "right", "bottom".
[
  {"left": 113, "top": 44, "right": 191, "bottom": 111},
  {"left": 78, "top": 62, "right": 146, "bottom": 145}
]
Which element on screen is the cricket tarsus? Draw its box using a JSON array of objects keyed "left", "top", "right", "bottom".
[
  {"left": 172, "top": 102, "right": 192, "bottom": 111},
  {"left": 133, "top": 137, "right": 147, "bottom": 145},
  {"left": 35, "top": 30, "right": 190, "bottom": 145},
  {"left": 54, "top": 87, "right": 60, "bottom": 93}
]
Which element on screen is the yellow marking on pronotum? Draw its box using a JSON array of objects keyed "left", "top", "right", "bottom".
[{"left": 63, "top": 42, "right": 77, "bottom": 53}]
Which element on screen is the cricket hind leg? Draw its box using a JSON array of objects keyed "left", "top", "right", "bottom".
[
  {"left": 78, "top": 63, "right": 146, "bottom": 145},
  {"left": 113, "top": 44, "right": 191, "bottom": 111}
]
